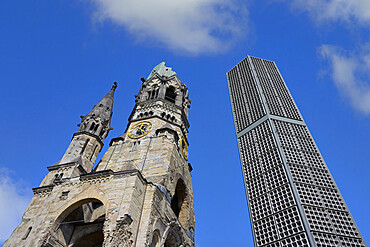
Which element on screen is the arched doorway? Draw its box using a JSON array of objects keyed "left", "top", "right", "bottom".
[
  {"left": 164, "top": 231, "right": 180, "bottom": 247},
  {"left": 150, "top": 230, "right": 160, "bottom": 247},
  {"left": 53, "top": 199, "right": 106, "bottom": 247}
]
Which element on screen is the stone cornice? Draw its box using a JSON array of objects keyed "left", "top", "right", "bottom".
[
  {"left": 128, "top": 98, "right": 190, "bottom": 129},
  {"left": 32, "top": 185, "right": 54, "bottom": 194},
  {"left": 47, "top": 161, "right": 80, "bottom": 171},
  {"left": 73, "top": 131, "right": 104, "bottom": 146},
  {"left": 80, "top": 169, "right": 114, "bottom": 181}
]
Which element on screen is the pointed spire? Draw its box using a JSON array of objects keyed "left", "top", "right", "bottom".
[
  {"left": 85, "top": 82, "right": 117, "bottom": 122},
  {"left": 77, "top": 82, "right": 117, "bottom": 138}
]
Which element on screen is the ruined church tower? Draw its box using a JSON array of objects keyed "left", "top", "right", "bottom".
[{"left": 4, "top": 62, "right": 195, "bottom": 247}]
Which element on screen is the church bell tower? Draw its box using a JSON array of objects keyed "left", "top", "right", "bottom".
[{"left": 4, "top": 63, "right": 195, "bottom": 247}]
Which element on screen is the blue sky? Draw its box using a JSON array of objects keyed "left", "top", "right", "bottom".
[{"left": 0, "top": 0, "right": 369, "bottom": 246}]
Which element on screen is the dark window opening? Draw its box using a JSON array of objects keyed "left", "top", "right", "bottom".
[
  {"left": 165, "top": 87, "right": 176, "bottom": 103},
  {"left": 94, "top": 124, "right": 99, "bottom": 131},
  {"left": 80, "top": 139, "right": 90, "bottom": 154},
  {"left": 61, "top": 191, "right": 69, "bottom": 197},
  {"left": 99, "top": 128, "right": 105, "bottom": 137},
  {"left": 53, "top": 200, "right": 105, "bottom": 247},
  {"left": 149, "top": 89, "right": 159, "bottom": 100},
  {"left": 54, "top": 173, "right": 64, "bottom": 182},
  {"left": 164, "top": 231, "right": 179, "bottom": 247},
  {"left": 150, "top": 230, "right": 160, "bottom": 247},
  {"left": 171, "top": 179, "right": 187, "bottom": 218},
  {"left": 22, "top": 227, "right": 32, "bottom": 240},
  {"left": 90, "top": 123, "right": 95, "bottom": 131},
  {"left": 90, "top": 145, "right": 98, "bottom": 161}
]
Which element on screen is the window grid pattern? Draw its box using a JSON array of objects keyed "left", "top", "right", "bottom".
[
  {"left": 238, "top": 121, "right": 307, "bottom": 246},
  {"left": 227, "top": 58, "right": 266, "bottom": 133},
  {"left": 228, "top": 56, "right": 365, "bottom": 247},
  {"left": 250, "top": 57, "right": 302, "bottom": 121},
  {"left": 273, "top": 119, "right": 364, "bottom": 246}
]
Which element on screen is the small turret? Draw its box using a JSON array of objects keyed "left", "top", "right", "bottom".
[
  {"left": 77, "top": 82, "right": 117, "bottom": 140},
  {"left": 57, "top": 82, "right": 117, "bottom": 173}
]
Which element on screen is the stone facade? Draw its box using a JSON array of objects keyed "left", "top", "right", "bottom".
[{"left": 4, "top": 63, "right": 195, "bottom": 247}]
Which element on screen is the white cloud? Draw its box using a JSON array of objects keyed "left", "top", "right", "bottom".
[
  {"left": 89, "top": 0, "right": 248, "bottom": 54},
  {"left": 320, "top": 44, "right": 370, "bottom": 114},
  {"left": 291, "top": 0, "right": 370, "bottom": 25},
  {"left": 0, "top": 169, "right": 32, "bottom": 243}
]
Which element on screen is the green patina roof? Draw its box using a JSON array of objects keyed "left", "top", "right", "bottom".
[{"left": 147, "top": 62, "right": 176, "bottom": 79}]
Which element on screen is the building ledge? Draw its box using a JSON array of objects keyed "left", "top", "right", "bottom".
[
  {"left": 80, "top": 170, "right": 113, "bottom": 181},
  {"left": 47, "top": 157, "right": 85, "bottom": 172},
  {"left": 32, "top": 185, "right": 54, "bottom": 194}
]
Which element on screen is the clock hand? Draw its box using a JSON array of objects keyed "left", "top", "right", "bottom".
[{"left": 139, "top": 124, "right": 147, "bottom": 132}]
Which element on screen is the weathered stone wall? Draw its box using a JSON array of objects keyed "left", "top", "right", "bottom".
[
  {"left": 4, "top": 171, "right": 146, "bottom": 246},
  {"left": 5, "top": 66, "right": 195, "bottom": 247}
]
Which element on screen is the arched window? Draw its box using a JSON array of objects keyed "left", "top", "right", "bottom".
[
  {"left": 80, "top": 139, "right": 90, "bottom": 155},
  {"left": 90, "top": 122, "right": 95, "bottom": 131},
  {"left": 51, "top": 199, "right": 106, "bottom": 247},
  {"left": 149, "top": 89, "right": 159, "bottom": 100},
  {"left": 22, "top": 227, "right": 32, "bottom": 240},
  {"left": 164, "top": 230, "right": 180, "bottom": 247},
  {"left": 90, "top": 145, "right": 98, "bottom": 160},
  {"left": 165, "top": 87, "right": 176, "bottom": 103},
  {"left": 171, "top": 179, "right": 187, "bottom": 218},
  {"left": 150, "top": 230, "right": 161, "bottom": 247},
  {"left": 99, "top": 128, "right": 105, "bottom": 137}
]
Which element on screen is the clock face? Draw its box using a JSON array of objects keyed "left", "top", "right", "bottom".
[
  {"left": 128, "top": 121, "right": 152, "bottom": 139},
  {"left": 180, "top": 136, "right": 188, "bottom": 161}
]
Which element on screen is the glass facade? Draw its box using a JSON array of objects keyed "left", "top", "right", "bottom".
[{"left": 227, "top": 56, "right": 366, "bottom": 247}]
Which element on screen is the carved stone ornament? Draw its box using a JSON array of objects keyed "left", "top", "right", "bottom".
[
  {"left": 104, "top": 214, "right": 133, "bottom": 247},
  {"left": 40, "top": 232, "right": 64, "bottom": 247}
]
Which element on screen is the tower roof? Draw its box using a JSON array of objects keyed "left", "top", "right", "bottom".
[
  {"left": 84, "top": 82, "right": 117, "bottom": 124},
  {"left": 147, "top": 62, "right": 176, "bottom": 79}
]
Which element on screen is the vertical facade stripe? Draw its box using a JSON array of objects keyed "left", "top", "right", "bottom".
[{"left": 227, "top": 55, "right": 367, "bottom": 247}]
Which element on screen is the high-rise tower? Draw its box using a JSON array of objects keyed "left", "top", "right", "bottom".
[
  {"left": 227, "top": 55, "right": 366, "bottom": 247},
  {"left": 5, "top": 62, "right": 195, "bottom": 247}
]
